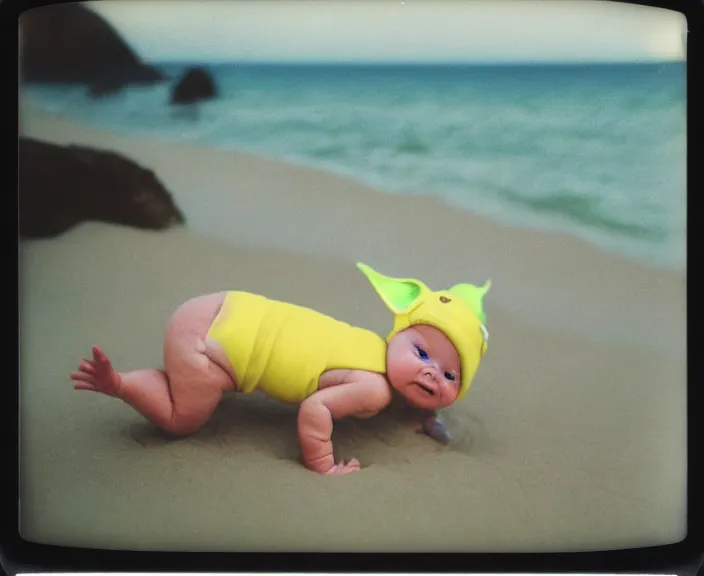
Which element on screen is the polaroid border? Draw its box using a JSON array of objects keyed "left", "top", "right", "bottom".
[{"left": 4, "top": 0, "right": 701, "bottom": 573}]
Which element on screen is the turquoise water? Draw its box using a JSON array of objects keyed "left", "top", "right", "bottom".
[{"left": 24, "top": 62, "right": 687, "bottom": 270}]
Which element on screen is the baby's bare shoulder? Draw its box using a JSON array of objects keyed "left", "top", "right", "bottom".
[
  {"left": 343, "top": 370, "right": 392, "bottom": 418},
  {"left": 316, "top": 370, "right": 391, "bottom": 418},
  {"left": 343, "top": 369, "right": 388, "bottom": 385}
]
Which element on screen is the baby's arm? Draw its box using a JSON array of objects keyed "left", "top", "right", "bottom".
[{"left": 297, "top": 373, "right": 391, "bottom": 475}]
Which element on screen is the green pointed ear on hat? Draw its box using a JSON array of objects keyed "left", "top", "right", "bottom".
[
  {"left": 447, "top": 280, "right": 491, "bottom": 325},
  {"left": 356, "top": 262, "right": 430, "bottom": 313}
]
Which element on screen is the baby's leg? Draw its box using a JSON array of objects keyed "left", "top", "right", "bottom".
[{"left": 71, "top": 293, "right": 233, "bottom": 436}]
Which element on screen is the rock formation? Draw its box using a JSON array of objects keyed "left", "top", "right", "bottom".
[
  {"left": 20, "top": 3, "right": 165, "bottom": 94},
  {"left": 19, "top": 138, "right": 186, "bottom": 239},
  {"left": 170, "top": 67, "right": 218, "bottom": 105}
]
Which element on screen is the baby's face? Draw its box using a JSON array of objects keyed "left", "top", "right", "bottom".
[{"left": 386, "top": 324, "right": 461, "bottom": 410}]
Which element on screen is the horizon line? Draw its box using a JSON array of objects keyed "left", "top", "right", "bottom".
[{"left": 148, "top": 58, "right": 686, "bottom": 67}]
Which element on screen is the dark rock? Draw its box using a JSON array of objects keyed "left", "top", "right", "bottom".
[
  {"left": 19, "top": 4, "right": 165, "bottom": 92},
  {"left": 19, "top": 138, "right": 186, "bottom": 239},
  {"left": 88, "top": 78, "right": 126, "bottom": 99},
  {"left": 170, "top": 67, "right": 218, "bottom": 105}
]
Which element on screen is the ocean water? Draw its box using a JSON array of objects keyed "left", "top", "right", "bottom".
[{"left": 23, "top": 62, "right": 687, "bottom": 271}]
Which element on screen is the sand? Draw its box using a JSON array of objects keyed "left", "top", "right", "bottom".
[{"left": 19, "top": 106, "right": 687, "bottom": 552}]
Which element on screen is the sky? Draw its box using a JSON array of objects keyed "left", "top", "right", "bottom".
[{"left": 84, "top": 0, "right": 687, "bottom": 64}]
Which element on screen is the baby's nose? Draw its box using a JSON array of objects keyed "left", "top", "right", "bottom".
[{"left": 422, "top": 366, "right": 440, "bottom": 381}]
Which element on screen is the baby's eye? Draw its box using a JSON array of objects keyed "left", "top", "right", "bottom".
[
  {"left": 415, "top": 346, "right": 429, "bottom": 360},
  {"left": 444, "top": 372, "right": 456, "bottom": 382}
]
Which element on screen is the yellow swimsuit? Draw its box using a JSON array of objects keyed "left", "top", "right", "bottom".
[{"left": 206, "top": 291, "right": 387, "bottom": 403}]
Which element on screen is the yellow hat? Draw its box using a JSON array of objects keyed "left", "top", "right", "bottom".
[{"left": 357, "top": 262, "right": 490, "bottom": 400}]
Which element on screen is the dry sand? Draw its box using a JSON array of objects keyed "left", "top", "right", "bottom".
[{"left": 19, "top": 106, "right": 687, "bottom": 552}]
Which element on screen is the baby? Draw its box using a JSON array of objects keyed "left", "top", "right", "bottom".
[{"left": 70, "top": 263, "right": 490, "bottom": 475}]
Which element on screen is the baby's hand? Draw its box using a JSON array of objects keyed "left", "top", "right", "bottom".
[
  {"left": 323, "top": 458, "right": 361, "bottom": 475},
  {"left": 416, "top": 412, "right": 452, "bottom": 445}
]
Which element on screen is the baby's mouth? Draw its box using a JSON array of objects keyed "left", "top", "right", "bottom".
[{"left": 415, "top": 382, "right": 436, "bottom": 396}]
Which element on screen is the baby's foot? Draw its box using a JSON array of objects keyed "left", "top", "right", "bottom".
[{"left": 70, "top": 346, "right": 123, "bottom": 397}]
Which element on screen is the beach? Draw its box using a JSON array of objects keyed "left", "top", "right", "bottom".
[{"left": 19, "top": 107, "right": 687, "bottom": 552}]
